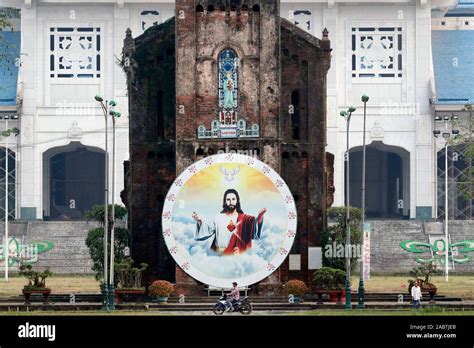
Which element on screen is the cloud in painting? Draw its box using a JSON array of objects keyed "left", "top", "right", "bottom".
[{"left": 172, "top": 215, "right": 287, "bottom": 279}]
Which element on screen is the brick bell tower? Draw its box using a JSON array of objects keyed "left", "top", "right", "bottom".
[{"left": 175, "top": 0, "right": 282, "bottom": 294}]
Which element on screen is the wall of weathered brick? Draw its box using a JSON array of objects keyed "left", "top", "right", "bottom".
[
  {"left": 279, "top": 19, "right": 331, "bottom": 286},
  {"left": 123, "top": 19, "right": 177, "bottom": 284}
]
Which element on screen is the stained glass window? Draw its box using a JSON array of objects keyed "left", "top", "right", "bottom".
[
  {"left": 219, "top": 49, "right": 238, "bottom": 125},
  {"left": 197, "top": 48, "right": 258, "bottom": 139}
]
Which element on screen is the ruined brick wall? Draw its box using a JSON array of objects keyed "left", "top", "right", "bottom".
[
  {"left": 279, "top": 21, "right": 331, "bottom": 285},
  {"left": 123, "top": 21, "right": 177, "bottom": 283}
]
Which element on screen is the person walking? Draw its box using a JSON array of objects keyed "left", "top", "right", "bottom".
[{"left": 411, "top": 280, "right": 422, "bottom": 309}]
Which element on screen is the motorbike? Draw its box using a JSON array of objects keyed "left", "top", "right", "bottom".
[{"left": 213, "top": 293, "right": 253, "bottom": 315}]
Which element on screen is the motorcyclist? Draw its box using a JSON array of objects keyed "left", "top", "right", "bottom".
[{"left": 226, "top": 282, "right": 240, "bottom": 312}]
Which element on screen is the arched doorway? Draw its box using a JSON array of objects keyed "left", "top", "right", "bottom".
[
  {"left": 345, "top": 142, "right": 410, "bottom": 219},
  {"left": 43, "top": 142, "right": 105, "bottom": 220}
]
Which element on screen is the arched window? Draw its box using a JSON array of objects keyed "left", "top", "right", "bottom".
[
  {"left": 196, "top": 148, "right": 205, "bottom": 157},
  {"left": 219, "top": 49, "right": 238, "bottom": 125},
  {"left": 156, "top": 90, "right": 164, "bottom": 139},
  {"left": 291, "top": 90, "right": 300, "bottom": 140}
]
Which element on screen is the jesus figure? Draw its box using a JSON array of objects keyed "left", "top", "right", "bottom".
[
  {"left": 223, "top": 72, "right": 235, "bottom": 109},
  {"left": 192, "top": 189, "right": 266, "bottom": 256}
]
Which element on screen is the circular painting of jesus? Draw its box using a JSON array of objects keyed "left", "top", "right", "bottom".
[{"left": 162, "top": 153, "right": 297, "bottom": 288}]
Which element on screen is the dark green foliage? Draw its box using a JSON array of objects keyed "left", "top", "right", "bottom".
[
  {"left": 84, "top": 204, "right": 130, "bottom": 282},
  {"left": 451, "top": 104, "right": 474, "bottom": 213},
  {"left": 312, "top": 267, "right": 346, "bottom": 290},
  {"left": 85, "top": 204, "right": 128, "bottom": 226},
  {"left": 407, "top": 264, "right": 440, "bottom": 291},
  {"left": 0, "top": 7, "right": 20, "bottom": 87},
  {"left": 321, "top": 206, "right": 362, "bottom": 272},
  {"left": 85, "top": 226, "right": 130, "bottom": 281},
  {"left": 0, "top": 7, "right": 20, "bottom": 31},
  {"left": 19, "top": 264, "right": 53, "bottom": 290}
]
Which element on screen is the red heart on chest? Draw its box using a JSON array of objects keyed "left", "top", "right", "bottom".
[{"left": 227, "top": 222, "right": 236, "bottom": 232}]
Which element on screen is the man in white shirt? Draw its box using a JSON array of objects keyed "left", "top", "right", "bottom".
[{"left": 411, "top": 280, "right": 422, "bottom": 309}]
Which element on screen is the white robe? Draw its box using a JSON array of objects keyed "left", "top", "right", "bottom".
[
  {"left": 195, "top": 212, "right": 240, "bottom": 252},
  {"left": 194, "top": 213, "right": 263, "bottom": 253}
]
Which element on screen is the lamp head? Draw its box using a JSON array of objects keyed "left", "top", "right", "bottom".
[
  {"left": 94, "top": 95, "right": 104, "bottom": 102},
  {"left": 348, "top": 106, "right": 356, "bottom": 113},
  {"left": 433, "top": 130, "right": 441, "bottom": 137},
  {"left": 340, "top": 111, "right": 347, "bottom": 117},
  {"left": 361, "top": 95, "right": 369, "bottom": 103},
  {"left": 108, "top": 100, "right": 117, "bottom": 107},
  {"left": 109, "top": 110, "right": 122, "bottom": 118}
]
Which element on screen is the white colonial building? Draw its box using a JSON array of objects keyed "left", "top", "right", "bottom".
[{"left": 0, "top": 0, "right": 464, "bottom": 222}]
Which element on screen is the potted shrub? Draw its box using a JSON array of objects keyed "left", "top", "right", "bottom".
[
  {"left": 19, "top": 264, "right": 53, "bottom": 305},
  {"left": 312, "top": 267, "right": 346, "bottom": 304},
  {"left": 114, "top": 257, "right": 148, "bottom": 303},
  {"left": 282, "top": 280, "right": 308, "bottom": 304},
  {"left": 148, "top": 280, "right": 175, "bottom": 303},
  {"left": 408, "top": 264, "right": 439, "bottom": 303}
]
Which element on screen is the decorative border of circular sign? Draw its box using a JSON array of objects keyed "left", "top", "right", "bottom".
[{"left": 162, "top": 153, "right": 297, "bottom": 288}]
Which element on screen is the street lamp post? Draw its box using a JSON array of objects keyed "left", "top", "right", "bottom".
[
  {"left": 4, "top": 118, "right": 9, "bottom": 283},
  {"left": 94, "top": 95, "right": 117, "bottom": 310},
  {"left": 340, "top": 106, "right": 356, "bottom": 310},
  {"left": 108, "top": 109, "right": 120, "bottom": 311},
  {"left": 358, "top": 94, "right": 369, "bottom": 308},
  {"left": 433, "top": 114, "right": 458, "bottom": 282}
]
